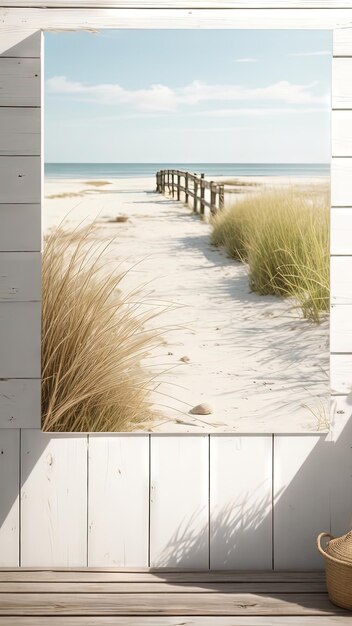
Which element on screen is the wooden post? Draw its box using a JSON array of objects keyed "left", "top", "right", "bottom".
[
  {"left": 171, "top": 171, "right": 175, "bottom": 198},
  {"left": 200, "top": 173, "right": 205, "bottom": 215},
  {"left": 177, "top": 171, "right": 180, "bottom": 201},
  {"left": 193, "top": 173, "right": 198, "bottom": 213},
  {"left": 185, "top": 172, "right": 189, "bottom": 204},
  {"left": 219, "top": 184, "right": 225, "bottom": 210},
  {"left": 210, "top": 181, "right": 217, "bottom": 215}
]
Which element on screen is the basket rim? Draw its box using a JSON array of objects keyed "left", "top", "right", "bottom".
[{"left": 317, "top": 532, "right": 352, "bottom": 567}]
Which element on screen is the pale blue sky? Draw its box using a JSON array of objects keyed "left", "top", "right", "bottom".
[{"left": 45, "top": 29, "right": 331, "bottom": 163}]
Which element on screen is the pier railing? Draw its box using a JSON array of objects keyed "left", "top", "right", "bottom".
[{"left": 156, "top": 169, "right": 225, "bottom": 215}]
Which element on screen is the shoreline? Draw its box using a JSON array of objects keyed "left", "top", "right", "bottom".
[{"left": 44, "top": 175, "right": 329, "bottom": 434}]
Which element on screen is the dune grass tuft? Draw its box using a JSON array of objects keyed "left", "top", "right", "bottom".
[
  {"left": 42, "top": 225, "right": 161, "bottom": 432},
  {"left": 211, "top": 186, "right": 329, "bottom": 323}
]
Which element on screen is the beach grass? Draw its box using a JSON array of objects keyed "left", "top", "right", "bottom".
[
  {"left": 42, "top": 225, "right": 161, "bottom": 432},
  {"left": 221, "top": 178, "right": 260, "bottom": 187},
  {"left": 211, "top": 186, "right": 329, "bottom": 323}
]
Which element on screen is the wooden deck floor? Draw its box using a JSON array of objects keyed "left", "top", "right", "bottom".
[{"left": 0, "top": 569, "right": 349, "bottom": 625}]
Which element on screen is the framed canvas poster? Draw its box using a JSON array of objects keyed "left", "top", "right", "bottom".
[{"left": 43, "top": 27, "right": 331, "bottom": 433}]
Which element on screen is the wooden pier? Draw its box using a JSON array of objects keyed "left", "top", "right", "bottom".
[{"left": 156, "top": 169, "right": 225, "bottom": 216}]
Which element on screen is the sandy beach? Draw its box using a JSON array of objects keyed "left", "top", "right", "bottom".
[{"left": 44, "top": 175, "right": 329, "bottom": 433}]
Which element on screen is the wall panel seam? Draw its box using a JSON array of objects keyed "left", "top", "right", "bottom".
[
  {"left": 271, "top": 434, "right": 274, "bottom": 571},
  {"left": 18, "top": 428, "right": 21, "bottom": 567},
  {"left": 207, "top": 433, "right": 210, "bottom": 570},
  {"left": 148, "top": 433, "right": 151, "bottom": 568},
  {"left": 86, "top": 434, "right": 89, "bottom": 567}
]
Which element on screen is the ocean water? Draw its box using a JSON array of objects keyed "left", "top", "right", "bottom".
[{"left": 45, "top": 162, "right": 330, "bottom": 180}]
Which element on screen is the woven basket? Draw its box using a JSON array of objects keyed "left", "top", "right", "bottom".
[{"left": 317, "top": 531, "right": 352, "bottom": 610}]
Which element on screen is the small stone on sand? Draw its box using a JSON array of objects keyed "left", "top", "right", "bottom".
[
  {"left": 189, "top": 403, "right": 213, "bottom": 415},
  {"left": 180, "top": 356, "right": 190, "bottom": 363}
]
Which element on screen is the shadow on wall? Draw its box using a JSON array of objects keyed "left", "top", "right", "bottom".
[
  {"left": 152, "top": 490, "right": 274, "bottom": 570},
  {"left": 0, "top": 430, "right": 88, "bottom": 567},
  {"left": 150, "top": 401, "right": 352, "bottom": 571}
]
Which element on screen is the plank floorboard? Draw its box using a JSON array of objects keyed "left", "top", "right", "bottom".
[
  {"left": 0, "top": 570, "right": 326, "bottom": 582},
  {"left": 0, "top": 593, "right": 345, "bottom": 616},
  {"left": 0, "top": 571, "right": 346, "bottom": 622},
  {"left": 0, "top": 619, "right": 349, "bottom": 626},
  {"left": 0, "top": 581, "right": 328, "bottom": 593}
]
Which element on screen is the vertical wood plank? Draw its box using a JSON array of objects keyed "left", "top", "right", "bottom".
[
  {"left": 21, "top": 430, "right": 88, "bottom": 567},
  {"left": 88, "top": 435, "right": 149, "bottom": 567},
  {"left": 329, "top": 398, "right": 352, "bottom": 537},
  {"left": 210, "top": 436, "right": 272, "bottom": 569},
  {"left": 274, "top": 435, "right": 330, "bottom": 570},
  {"left": 150, "top": 436, "right": 209, "bottom": 568},
  {"left": 0, "top": 430, "right": 19, "bottom": 566}
]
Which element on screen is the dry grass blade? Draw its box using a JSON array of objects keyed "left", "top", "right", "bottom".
[{"left": 42, "top": 225, "right": 162, "bottom": 432}]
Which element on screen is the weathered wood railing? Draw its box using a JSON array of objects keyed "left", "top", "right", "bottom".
[{"left": 156, "top": 169, "right": 225, "bottom": 215}]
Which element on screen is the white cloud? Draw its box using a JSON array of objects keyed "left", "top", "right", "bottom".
[
  {"left": 46, "top": 76, "right": 329, "bottom": 113},
  {"left": 289, "top": 50, "right": 331, "bottom": 57},
  {"left": 234, "top": 57, "right": 257, "bottom": 63},
  {"left": 46, "top": 76, "right": 177, "bottom": 112},
  {"left": 178, "top": 79, "right": 327, "bottom": 106}
]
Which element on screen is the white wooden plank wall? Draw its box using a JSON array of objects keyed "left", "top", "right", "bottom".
[
  {"left": 0, "top": 430, "right": 20, "bottom": 566},
  {"left": 210, "top": 436, "right": 272, "bottom": 570},
  {"left": 88, "top": 435, "right": 150, "bottom": 567},
  {"left": 273, "top": 436, "right": 331, "bottom": 570},
  {"left": 4, "top": 428, "right": 344, "bottom": 569},
  {"left": 150, "top": 436, "right": 209, "bottom": 569},
  {"left": 4, "top": 7, "right": 352, "bottom": 36},
  {"left": 0, "top": 31, "right": 41, "bottom": 430},
  {"left": 331, "top": 31, "right": 352, "bottom": 396},
  {"left": 328, "top": 27, "right": 352, "bottom": 542},
  {"left": 20, "top": 430, "right": 88, "bottom": 566},
  {"left": 0, "top": 15, "right": 351, "bottom": 570}
]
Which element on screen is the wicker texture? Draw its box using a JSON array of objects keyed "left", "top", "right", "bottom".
[{"left": 317, "top": 531, "right": 352, "bottom": 611}]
